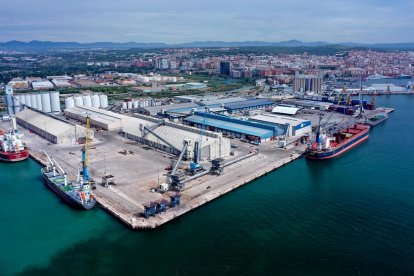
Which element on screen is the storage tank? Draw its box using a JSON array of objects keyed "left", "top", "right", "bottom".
[
  {"left": 121, "top": 102, "right": 127, "bottom": 110},
  {"left": 50, "top": 91, "right": 60, "bottom": 112},
  {"left": 31, "top": 94, "right": 38, "bottom": 110},
  {"left": 25, "top": 94, "right": 32, "bottom": 107},
  {"left": 65, "top": 97, "right": 75, "bottom": 109},
  {"left": 133, "top": 100, "right": 139, "bottom": 109},
  {"left": 91, "top": 94, "right": 100, "bottom": 108},
  {"left": 127, "top": 101, "right": 133, "bottom": 109},
  {"left": 74, "top": 95, "right": 83, "bottom": 107},
  {"left": 41, "top": 92, "right": 52, "bottom": 113},
  {"left": 99, "top": 94, "right": 108, "bottom": 108},
  {"left": 36, "top": 94, "right": 43, "bottom": 111},
  {"left": 12, "top": 96, "right": 21, "bottom": 113},
  {"left": 83, "top": 95, "right": 92, "bottom": 107},
  {"left": 19, "top": 94, "right": 25, "bottom": 106}
]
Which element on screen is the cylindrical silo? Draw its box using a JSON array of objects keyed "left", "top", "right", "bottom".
[
  {"left": 31, "top": 94, "right": 38, "bottom": 110},
  {"left": 121, "top": 102, "right": 127, "bottom": 110},
  {"left": 83, "top": 95, "right": 92, "bottom": 107},
  {"left": 99, "top": 94, "right": 108, "bottom": 108},
  {"left": 12, "top": 96, "right": 21, "bottom": 113},
  {"left": 25, "top": 94, "right": 32, "bottom": 107},
  {"left": 91, "top": 94, "right": 100, "bottom": 108},
  {"left": 65, "top": 97, "right": 75, "bottom": 109},
  {"left": 74, "top": 95, "right": 83, "bottom": 107},
  {"left": 50, "top": 91, "right": 60, "bottom": 112},
  {"left": 19, "top": 94, "right": 25, "bottom": 106},
  {"left": 133, "top": 100, "right": 139, "bottom": 109},
  {"left": 36, "top": 94, "right": 43, "bottom": 111},
  {"left": 127, "top": 101, "right": 133, "bottom": 109},
  {"left": 41, "top": 92, "right": 52, "bottom": 113}
]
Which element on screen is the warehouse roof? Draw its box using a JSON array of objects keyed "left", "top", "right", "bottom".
[
  {"left": 123, "top": 117, "right": 215, "bottom": 149},
  {"left": 224, "top": 99, "right": 274, "bottom": 110},
  {"left": 249, "top": 114, "right": 310, "bottom": 126},
  {"left": 16, "top": 109, "right": 75, "bottom": 136},
  {"left": 272, "top": 105, "right": 300, "bottom": 115},
  {"left": 144, "top": 102, "right": 200, "bottom": 115},
  {"left": 185, "top": 112, "right": 276, "bottom": 138}
]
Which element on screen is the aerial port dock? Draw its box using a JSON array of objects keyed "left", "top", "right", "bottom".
[
  {"left": 1, "top": 86, "right": 393, "bottom": 230},
  {"left": 16, "top": 117, "right": 306, "bottom": 229}
]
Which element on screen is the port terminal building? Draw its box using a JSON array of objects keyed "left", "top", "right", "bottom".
[
  {"left": 184, "top": 112, "right": 283, "bottom": 143},
  {"left": 63, "top": 106, "right": 230, "bottom": 160},
  {"left": 223, "top": 99, "right": 274, "bottom": 113},
  {"left": 248, "top": 114, "right": 312, "bottom": 138},
  {"left": 16, "top": 108, "right": 93, "bottom": 144},
  {"left": 122, "top": 114, "right": 231, "bottom": 160}
]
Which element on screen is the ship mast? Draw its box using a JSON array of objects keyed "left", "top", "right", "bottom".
[{"left": 82, "top": 116, "right": 91, "bottom": 182}]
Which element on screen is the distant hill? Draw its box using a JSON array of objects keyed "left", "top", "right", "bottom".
[{"left": 1, "top": 39, "right": 414, "bottom": 51}]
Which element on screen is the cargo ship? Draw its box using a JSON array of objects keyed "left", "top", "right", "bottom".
[
  {"left": 41, "top": 116, "right": 95, "bottom": 209},
  {"left": 0, "top": 117, "right": 29, "bottom": 162},
  {"left": 307, "top": 124, "right": 370, "bottom": 160},
  {"left": 41, "top": 151, "right": 96, "bottom": 210}
]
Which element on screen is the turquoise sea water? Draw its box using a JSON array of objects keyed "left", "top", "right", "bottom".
[{"left": 1, "top": 95, "right": 414, "bottom": 275}]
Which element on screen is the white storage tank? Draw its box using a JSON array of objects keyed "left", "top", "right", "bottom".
[
  {"left": 50, "top": 91, "right": 60, "bottom": 112},
  {"left": 121, "top": 102, "right": 127, "bottom": 110},
  {"left": 91, "top": 94, "right": 100, "bottom": 108},
  {"left": 127, "top": 101, "right": 133, "bottom": 109},
  {"left": 65, "top": 97, "right": 75, "bottom": 109},
  {"left": 83, "top": 96, "right": 92, "bottom": 107},
  {"left": 41, "top": 92, "right": 52, "bottom": 113},
  {"left": 36, "top": 94, "right": 43, "bottom": 111},
  {"left": 25, "top": 94, "right": 32, "bottom": 107},
  {"left": 13, "top": 96, "right": 21, "bottom": 113},
  {"left": 19, "top": 94, "right": 25, "bottom": 106},
  {"left": 99, "top": 94, "right": 108, "bottom": 108},
  {"left": 133, "top": 100, "right": 139, "bottom": 109},
  {"left": 74, "top": 95, "right": 83, "bottom": 107},
  {"left": 31, "top": 94, "right": 38, "bottom": 110}
]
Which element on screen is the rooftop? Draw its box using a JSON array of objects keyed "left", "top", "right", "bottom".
[{"left": 185, "top": 112, "right": 278, "bottom": 138}]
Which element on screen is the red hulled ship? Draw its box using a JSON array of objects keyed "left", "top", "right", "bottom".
[{"left": 0, "top": 118, "right": 29, "bottom": 162}]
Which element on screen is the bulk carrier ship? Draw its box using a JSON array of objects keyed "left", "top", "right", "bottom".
[
  {"left": 41, "top": 116, "right": 95, "bottom": 209},
  {"left": 0, "top": 117, "right": 29, "bottom": 162},
  {"left": 307, "top": 124, "right": 370, "bottom": 160}
]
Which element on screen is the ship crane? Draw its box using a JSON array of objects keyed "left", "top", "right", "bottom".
[{"left": 81, "top": 116, "right": 91, "bottom": 182}]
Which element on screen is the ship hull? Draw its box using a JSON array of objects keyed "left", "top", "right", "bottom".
[
  {"left": 42, "top": 173, "right": 96, "bottom": 210},
  {"left": 0, "top": 149, "right": 29, "bottom": 162},
  {"left": 307, "top": 128, "right": 369, "bottom": 160}
]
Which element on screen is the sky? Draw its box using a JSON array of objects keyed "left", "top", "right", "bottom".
[{"left": 0, "top": 0, "right": 413, "bottom": 43}]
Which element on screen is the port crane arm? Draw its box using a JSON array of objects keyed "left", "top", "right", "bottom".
[{"left": 171, "top": 141, "right": 189, "bottom": 177}]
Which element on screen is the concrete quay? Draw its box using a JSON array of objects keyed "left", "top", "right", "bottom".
[{"left": 2, "top": 120, "right": 307, "bottom": 230}]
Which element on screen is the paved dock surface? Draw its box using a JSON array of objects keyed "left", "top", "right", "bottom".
[{"left": 2, "top": 120, "right": 307, "bottom": 230}]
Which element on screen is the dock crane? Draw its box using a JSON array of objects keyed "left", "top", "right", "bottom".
[
  {"left": 81, "top": 116, "right": 91, "bottom": 182},
  {"left": 189, "top": 112, "right": 208, "bottom": 175},
  {"left": 165, "top": 139, "right": 190, "bottom": 191}
]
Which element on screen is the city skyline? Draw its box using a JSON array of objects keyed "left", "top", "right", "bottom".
[{"left": 0, "top": 0, "right": 413, "bottom": 44}]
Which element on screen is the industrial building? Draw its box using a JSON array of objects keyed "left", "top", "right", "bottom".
[
  {"left": 272, "top": 105, "right": 301, "bottom": 115},
  {"left": 64, "top": 94, "right": 109, "bottom": 109},
  {"left": 64, "top": 106, "right": 126, "bottom": 131},
  {"left": 282, "top": 99, "right": 333, "bottom": 111},
  {"left": 224, "top": 99, "right": 274, "bottom": 113},
  {"left": 184, "top": 112, "right": 283, "bottom": 143},
  {"left": 12, "top": 91, "right": 61, "bottom": 114},
  {"left": 16, "top": 108, "right": 93, "bottom": 144},
  {"left": 122, "top": 114, "right": 231, "bottom": 160},
  {"left": 292, "top": 73, "right": 323, "bottom": 93},
  {"left": 249, "top": 114, "right": 312, "bottom": 137}
]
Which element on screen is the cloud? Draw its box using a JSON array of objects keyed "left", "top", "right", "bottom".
[{"left": 0, "top": 0, "right": 412, "bottom": 43}]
